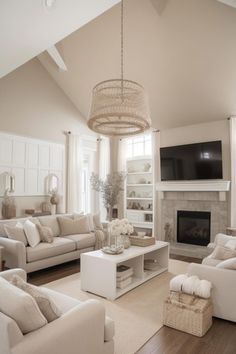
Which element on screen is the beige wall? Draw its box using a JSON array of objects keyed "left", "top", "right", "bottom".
[
  {"left": 160, "top": 119, "right": 230, "bottom": 180},
  {"left": 0, "top": 58, "right": 94, "bottom": 144},
  {"left": 0, "top": 58, "right": 96, "bottom": 217}
]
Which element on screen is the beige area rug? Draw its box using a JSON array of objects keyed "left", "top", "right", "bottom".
[{"left": 44, "top": 259, "right": 189, "bottom": 354}]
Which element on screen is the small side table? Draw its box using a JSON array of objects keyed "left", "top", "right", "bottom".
[
  {"left": 226, "top": 227, "right": 236, "bottom": 236},
  {"left": 0, "top": 246, "right": 4, "bottom": 271}
]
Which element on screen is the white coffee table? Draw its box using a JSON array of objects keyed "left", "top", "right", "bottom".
[{"left": 81, "top": 241, "right": 169, "bottom": 300}]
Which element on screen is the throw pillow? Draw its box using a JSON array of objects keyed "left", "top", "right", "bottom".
[
  {"left": 24, "top": 219, "right": 41, "bottom": 247},
  {"left": 11, "top": 275, "right": 61, "bottom": 322},
  {"left": 36, "top": 224, "right": 54, "bottom": 243},
  {"left": 216, "top": 257, "right": 236, "bottom": 270},
  {"left": 225, "top": 239, "right": 236, "bottom": 250},
  {"left": 210, "top": 245, "right": 236, "bottom": 260},
  {"left": 57, "top": 215, "right": 90, "bottom": 236},
  {"left": 0, "top": 276, "right": 47, "bottom": 334},
  {"left": 4, "top": 222, "right": 28, "bottom": 246},
  {"left": 93, "top": 213, "right": 103, "bottom": 230}
]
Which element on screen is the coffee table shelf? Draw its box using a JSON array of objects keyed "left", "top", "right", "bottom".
[{"left": 81, "top": 241, "right": 169, "bottom": 300}]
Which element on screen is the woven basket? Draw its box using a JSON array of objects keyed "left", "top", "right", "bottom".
[
  {"left": 163, "top": 292, "right": 213, "bottom": 337},
  {"left": 129, "top": 236, "right": 155, "bottom": 247}
]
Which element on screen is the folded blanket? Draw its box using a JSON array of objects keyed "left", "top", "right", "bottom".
[
  {"left": 170, "top": 274, "right": 188, "bottom": 292},
  {"left": 170, "top": 274, "right": 212, "bottom": 299}
]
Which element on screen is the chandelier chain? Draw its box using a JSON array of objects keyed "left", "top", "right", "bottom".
[{"left": 121, "top": 0, "right": 124, "bottom": 99}]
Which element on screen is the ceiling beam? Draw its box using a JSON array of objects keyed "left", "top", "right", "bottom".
[{"left": 46, "top": 45, "right": 67, "bottom": 71}]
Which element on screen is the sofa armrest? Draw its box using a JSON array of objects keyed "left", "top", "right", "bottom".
[
  {"left": 187, "top": 263, "right": 236, "bottom": 322},
  {"left": 0, "top": 268, "right": 27, "bottom": 282},
  {"left": 0, "top": 238, "right": 26, "bottom": 270},
  {"left": 12, "top": 299, "right": 113, "bottom": 354}
]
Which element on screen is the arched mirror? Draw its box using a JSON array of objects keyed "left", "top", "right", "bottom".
[
  {"left": 45, "top": 173, "right": 59, "bottom": 195},
  {"left": 0, "top": 172, "right": 15, "bottom": 196}
]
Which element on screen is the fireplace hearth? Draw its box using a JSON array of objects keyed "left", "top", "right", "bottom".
[{"left": 177, "top": 210, "right": 211, "bottom": 246}]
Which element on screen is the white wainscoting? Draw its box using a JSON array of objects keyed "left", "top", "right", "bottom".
[{"left": 0, "top": 132, "right": 64, "bottom": 196}]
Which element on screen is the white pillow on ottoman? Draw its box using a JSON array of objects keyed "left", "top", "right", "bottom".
[
  {"left": 24, "top": 219, "right": 41, "bottom": 247},
  {"left": 0, "top": 277, "right": 47, "bottom": 334}
]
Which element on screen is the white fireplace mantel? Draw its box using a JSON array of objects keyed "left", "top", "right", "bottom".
[{"left": 156, "top": 180, "right": 230, "bottom": 192}]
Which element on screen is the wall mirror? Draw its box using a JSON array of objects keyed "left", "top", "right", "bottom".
[
  {"left": 45, "top": 173, "right": 59, "bottom": 194},
  {"left": 0, "top": 172, "right": 15, "bottom": 196}
]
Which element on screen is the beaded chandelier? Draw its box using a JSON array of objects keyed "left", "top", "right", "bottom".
[{"left": 87, "top": 0, "right": 151, "bottom": 137}]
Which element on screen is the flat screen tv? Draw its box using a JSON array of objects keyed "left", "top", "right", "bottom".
[{"left": 160, "top": 140, "right": 223, "bottom": 181}]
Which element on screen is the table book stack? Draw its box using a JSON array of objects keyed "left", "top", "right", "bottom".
[{"left": 116, "top": 265, "right": 133, "bottom": 289}]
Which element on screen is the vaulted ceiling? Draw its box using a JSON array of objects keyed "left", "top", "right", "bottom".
[
  {"left": 1, "top": 0, "right": 236, "bottom": 131},
  {"left": 38, "top": 0, "right": 236, "bottom": 130}
]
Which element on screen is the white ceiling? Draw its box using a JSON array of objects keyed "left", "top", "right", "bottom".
[{"left": 0, "top": 0, "right": 120, "bottom": 78}]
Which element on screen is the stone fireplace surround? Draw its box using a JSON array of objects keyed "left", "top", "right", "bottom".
[{"left": 160, "top": 190, "right": 229, "bottom": 258}]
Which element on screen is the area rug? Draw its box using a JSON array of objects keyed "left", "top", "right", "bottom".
[{"left": 44, "top": 259, "right": 189, "bottom": 354}]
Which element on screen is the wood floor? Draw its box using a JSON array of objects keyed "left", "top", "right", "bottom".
[{"left": 27, "top": 258, "right": 236, "bottom": 354}]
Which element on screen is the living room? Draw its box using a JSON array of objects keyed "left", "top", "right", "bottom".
[{"left": 0, "top": 0, "right": 236, "bottom": 354}]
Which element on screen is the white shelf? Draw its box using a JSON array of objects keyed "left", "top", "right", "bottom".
[
  {"left": 127, "top": 171, "right": 152, "bottom": 175},
  {"left": 127, "top": 184, "right": 153, "bottom": 187},
  {"left": 133, "top": 222, "right": 153, "bottom": 229},
  {"left": 127, "top": 197, "right": 153, "bottom": 201},
  {"left": 126, "top": 209, "right": 153, "bottom": 214}
]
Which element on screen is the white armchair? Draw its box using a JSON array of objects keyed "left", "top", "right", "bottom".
[
  {"left": 187, "top": 233, "right": 236, "bottom": 322},
  {"left": 0, "top": 269, "right": 115, "bottom": 354}
]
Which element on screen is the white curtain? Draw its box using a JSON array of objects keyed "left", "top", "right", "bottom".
[
  {"left": 230, "top": 117, "right": 236, "bottom": 227},
  {"left": 117, "top": 138, "right": 128, "bottom": 172},
  {"left": 67, "top": 134, "right": 83, "bottom": 213},
  {"left": 98, "top": 137, "right": 110, "bottom": 220}
]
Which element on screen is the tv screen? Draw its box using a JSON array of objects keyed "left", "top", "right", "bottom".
[{"left": 160, "top": 141, "right": 223, "bottom": 181}]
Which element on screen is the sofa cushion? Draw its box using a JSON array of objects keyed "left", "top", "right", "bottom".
[
  {"left": 36, "top": 224, "right": 54, "bottom": 243},
  {"left": 24, "top": 220, "right": 41, "bottom": 248},
  {"left": 0, "top": 276, "right": 47, "bottom": 334},
  {"left": 202, "top": 257, "right": 222, "bottom": 267},
  {"left": 216, "top": 257, "right": 236, "bottom": 270},
  {"left": 4, "top": 222, "right": 28, "bottom": 246},
  {"left": 38, "top": 215, "right": 60, "bottom": 237},
  {"left": 93, "top": 213, "right": 103, "bottom": 230},
  {"left": 210, "top": 245, "right": 236, "bottom": 261},
  {"left": 65, "top": 233, "right": 96, "bottom": 250},
  {"left": 57, "top": 215, "right": 90, "bottom": 236},
  {"left": 12, "top": 275, "right": 61, "bottom": 322},
  {"left": 26, "top": 237, "right": 76, "bottom": 263},
  {"left": 0, "top": 217, "right": 30, "bottom": 237}
]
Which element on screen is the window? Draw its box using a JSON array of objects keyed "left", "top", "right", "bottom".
[{"left": 126, "top": 134, "right": 152, "bottom": 158}]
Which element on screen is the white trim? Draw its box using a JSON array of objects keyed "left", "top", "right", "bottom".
[{"left": 156, "top": 180, "right": 230, "bottom": 192}]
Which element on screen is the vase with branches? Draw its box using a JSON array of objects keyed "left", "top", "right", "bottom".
[{"left": 90, "top": 172, "right": 126, "bottom": 221}]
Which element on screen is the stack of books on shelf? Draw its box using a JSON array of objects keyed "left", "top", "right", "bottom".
[
  {"left": 116, "top": 265, "right": 133, "bottom": 289},
  {"left": 144, "top": 259, "right": 161, "bottom": 271}
]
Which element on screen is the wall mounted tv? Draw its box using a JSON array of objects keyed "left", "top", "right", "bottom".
[{"left": 160, "top": 140, "right": 223, "bottom": 181}]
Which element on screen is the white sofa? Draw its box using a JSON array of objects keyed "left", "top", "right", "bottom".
[
  {"left": 187, "top": 233, "right": 236, "bottom": 322},
  {"left": 0, "top": 268, "right": 114, "bottom": 354},
  {"left": 0, "top": 214, "right": 105, "bottom": 273}
]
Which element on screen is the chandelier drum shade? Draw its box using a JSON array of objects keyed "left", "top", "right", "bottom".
[
  {"left": 88, "top": 79, "right": 151, "bottom": 136},
  {"left": 87, "top": 0, "right": 151, "bottom": 137}
]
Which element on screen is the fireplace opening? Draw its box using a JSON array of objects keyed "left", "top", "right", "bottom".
[{"left": 177, "top": 210, "right": 211, "bottom": 246}]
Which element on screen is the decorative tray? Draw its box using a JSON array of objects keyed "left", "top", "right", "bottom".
[
  {"left": 102, "top": 246, "right": 124, "bottom": 255},
  {"left": 129, "top": 236, "right": 155, "bottom": 247}
]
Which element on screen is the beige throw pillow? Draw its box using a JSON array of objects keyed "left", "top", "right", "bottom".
[
  {"left": 58, "top": 215, "right": 90, "bottom": 236},
  {"left": 36, "top": 224, "right": 54, "bottom": 243},
  {"left": 210, "top": 245, "right": 236, "bottom": 260},
  {"left": 0, "top": 276, "right": 47, "bottom": 334},
  {"left": 4, "top": 222, "right": 28, "bottom": 246},
  {"left": 12, "top": 275, "right": 61, "bottom": 322},
  {"left": 93, "top": 213, "right": 103, "bottom": 230}
]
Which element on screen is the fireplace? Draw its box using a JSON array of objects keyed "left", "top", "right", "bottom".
[{"left": 177, "top": 210, "right": 211, "bottom": 246}]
